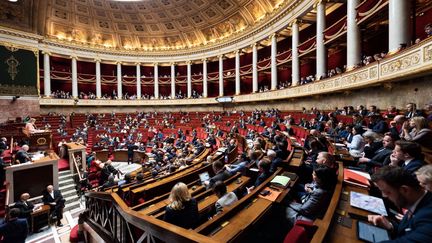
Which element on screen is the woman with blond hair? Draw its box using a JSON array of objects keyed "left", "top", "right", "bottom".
[
  {"left": 416, "top": 164, "right": 432, "bottom": 192},
  {"left": 163, "top": 182, "right": 198, "bottom": 229},
  {"left": 402, "top": 116, "right": 432, "bottom": 150}
]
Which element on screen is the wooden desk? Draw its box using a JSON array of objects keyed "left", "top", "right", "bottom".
[
  {"left": 142, "top": 175, "right": 249, "bottom": 217},
  {"left": 324, "top": 185, "right": 371, "bottom": 243},
  {"left": 212, "top": 198, "right": 272, "bottom": 242},
  {"left": 5, "top": 153, "right": 59, "bottom": 204},
  {"left": 31, "top": 205, "right": 50, "bottom": 232}
]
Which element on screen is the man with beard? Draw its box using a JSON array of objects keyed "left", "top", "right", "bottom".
[{"left": 368, "top": 166, "right": 432, "bottom": 242}]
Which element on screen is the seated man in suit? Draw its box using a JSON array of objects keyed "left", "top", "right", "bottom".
[
  {"left": 205, "top": 160, "right": 231, "bottom": 189},
  {"left": 0, "top": 208, "right": 28, "bottom": 243},
  {"left": 358, "top": 133, "right": 396, "bottom": 173},
  {"left": 368, "top": 166, "right": 432, "bottom": 242},
  {"left": 389, "top": 140, "right": 425, "bottom": 175},
  {"left": 15, "top": 145, "right": 31, "bottom": 164},
  {"left": 42, "top": 185, "right": 65, "bottom": 227}
]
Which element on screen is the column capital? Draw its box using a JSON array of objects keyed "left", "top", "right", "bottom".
[
  {"left": 153, "top": 62, "right": 158, "bottom": 66},
  {"left": 269, "top": 33, "right": 277, "bottom": 40},
  {"left": 290, "top": 19, "right": 301, "bottom": 27},
  {"left": 218, "top": 55, "right": 224, "bottom": 59},
  {"left": 70, "top": 55, "right": 78, "bottom": 60},
  {"left": 314, "top": 0, "right": 327, "bottom": 8},
  {"left": 42, "top": 51, "right": 51, "bottom": 55},
  {"left": 170, "top": 62, "right": 176, "bottom": 66},
  {"left": 186, "top": 60, "right": 192, "bottom": 65},
  {"left": 202, "top": 58, "right": 207, "bottom": 63},
  {"left": 251, "top": 42, "right": 257, "bottom": 48},
  {"left": 94, "top": 58, "right": 101, "bottom": 63},
  {"left": 115, "top": 61, "right": 122, "bottom": 65},
  {"left": 234, "top": 49, "right": 241, "bottom": 55},
  {"left": 134, "top": 62, "right": 141, "bottom": 66}
]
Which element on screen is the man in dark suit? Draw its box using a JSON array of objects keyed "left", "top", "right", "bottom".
[
  {"left": 404, "top": 103, "right": 424, "bottom": 119},
  {"left": 358, "top": 134, "right": 396, "bottom": 173},
  {"left": 15, "top": 145, "right": 31, "bottom": 164},
  {"left": 42, "top": 185, "right": 65, "bottom": 227},
  {"left": 99, "top": 160, "right": 118, "bottom": 185},
  {"left": 14, "top": 193, "right": 35, "bottom": 220},
  {"left": 389, "top": 140, "right": 425, "bottom": 175},
  {"left": 0, "top": 208, "right": 28, "bottom": 243},
  {"left": 206, "top": 160, "right": 231, "bottom": 189},
  {"left": 368, "top": 166, "right": 432, "bottom": 242}
]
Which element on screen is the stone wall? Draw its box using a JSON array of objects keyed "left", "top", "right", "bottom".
[{"left": 0, "top": 96, "right": 40, "bottom": 122}]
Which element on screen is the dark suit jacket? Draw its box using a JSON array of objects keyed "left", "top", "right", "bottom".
[
  {"left": 13, "top": 200, "right": 34, "bottom": 218},
  {"left": 163, "top": 198, "right": 198, "bottom": 229},
  {"left": 42, "top": 190, "right": 65, "bottom": 206},
  {"left": 382, "top": 192, "right": 432, "bottom": 242},
  {"left": 402, "top": 159, "right": 425, "bottom": 175},
  {"left": 0, "top": 218, "right": 28, "bottom": 243},
  {"left": 368, "top": 147, "right": 393, "bottom": 167},
  {"left": 208, "top": 170, "right": 231, "bottom": 188},
  {"left": 298, "top": 187, "right": 331, "bottom": 219}
]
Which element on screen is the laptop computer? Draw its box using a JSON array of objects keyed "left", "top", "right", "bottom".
[{"left": 199, "top": 172, "right": 210, "bottom": 184}]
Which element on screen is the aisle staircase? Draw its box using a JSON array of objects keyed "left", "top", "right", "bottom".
[{"left": 59, "top": 170, "right": 82, "bottom": 212}]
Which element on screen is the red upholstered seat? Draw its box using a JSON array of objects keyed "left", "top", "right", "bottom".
[
  {"left": 69, "top": 225, "right": 79, "bottom": 242},
  {"left": 283, "top": 220, "right": 316, "bottom": 243}
]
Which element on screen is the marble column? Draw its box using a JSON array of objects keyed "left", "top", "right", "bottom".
[
  {"left": 271, "top": 33, "right": 278, "bottom": 90},
  {"left": 292, "top": 20, "right": 300, "bottom": 86},
  {"left": 219, "top": 55, "right": 224, "bottom": 96},
  {"left": 43, "top": 52, "right": 51, "bottom": 97},
  {"left": 171, "top": 63, "right": 176, "bottom": 99},
  {"left": 316, "top": 0, "right": 327, "bottom": 79},
  {"left": 95, "top": 59, "right": 101, "bottom": 98},
  {"left": 71, "top": 56, "right": 78, "bottom": 98},
  {"left": 347, "top": 0, "right": 361, "bottom": 69},
  {"left": 136, "top": 63, "right": 141, "bottom": 99},
  {"left": 116, "top": 62, "right": 122, "bottom": 99},
  {"left": 235, "top": 50, "right": 241, "bottom": 95},
  {"left": 252, "top": 43, "right": 258, "bottom": 93},
  {"left": 154, "top": 63, "right": 159, "bottom": 99},
  {"left": 389, "top": 0, "right": 411, "bottom": 52},
  {"left": 187, "top": 61, "right": 192, "bottom": 98},
  {"left": 203, "top": 59, "right": 208, "bottom": 98}
]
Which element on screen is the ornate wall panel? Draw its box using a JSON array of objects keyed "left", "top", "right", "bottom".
[{"left": 0, "top": 42, "right": 39, "bottom": 96}]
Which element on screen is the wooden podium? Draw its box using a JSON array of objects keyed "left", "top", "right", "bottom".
[
  {"left": 66, "top": 143, "right": 87, "bottom": 172},
  {"left": 5, "top": 153, "right": 59, "bottom": 204},
  {"left": 24, "top": 130, "right": 52, "bottom": 152}
]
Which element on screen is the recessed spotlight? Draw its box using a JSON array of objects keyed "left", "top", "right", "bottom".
[{"left": 8, "top": 0, "right": 19, "bottom": 2}]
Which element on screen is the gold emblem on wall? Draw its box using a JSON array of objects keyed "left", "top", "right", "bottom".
[
  {"left": 37, "top": 137, "right": 47, "bottom": 145},
  {"left": 5, "top": 55, "right": 20, "bottom": 80}
]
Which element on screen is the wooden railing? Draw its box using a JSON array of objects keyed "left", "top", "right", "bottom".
[{"left": 84, "top": 192, "right": 218, "bottom": 243}]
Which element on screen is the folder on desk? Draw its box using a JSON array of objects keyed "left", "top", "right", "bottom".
[
  {"left": 344, "top": 169, "right": 371, "bottom": 188},
  {"left": 270, "top": 175, "right": 290, "bottom": 188}
]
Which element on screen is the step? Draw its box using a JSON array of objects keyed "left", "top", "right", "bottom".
[
  {"left": 62, "top": 190, "right": 78, "bottom": 199},
  {"left": 59, "top": 174, "right": 74, "bottom": 181},
  {"left": 59, "top": 183, "right": 76, "bottom": 192},
  {"left": 65, "top": 200, "right": 82, "bottom": 212},
  {"left": 59, "top": 170, "right": 72, "bottom": 176},
  {"left": 59, "top": 179, "right": 75, "bottom": 188}
]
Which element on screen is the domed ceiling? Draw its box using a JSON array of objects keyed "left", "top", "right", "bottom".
[{"left": 0, "top": 0, "right": 287, "bottom": 52}]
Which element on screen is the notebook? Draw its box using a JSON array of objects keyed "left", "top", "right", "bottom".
[
  {"left": 199, "top": 172, "right": 210, "bottom": 184},
  {"left": 344, "top": 169, "right": 371, "bottom": 188},
  {"left": 357, "top": 221, "right": 390, "bottom": 242}
]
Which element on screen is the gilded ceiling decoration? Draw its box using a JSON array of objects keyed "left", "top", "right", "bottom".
[{"left": 0, "top": 0, "right": 288, "bottom": 52}]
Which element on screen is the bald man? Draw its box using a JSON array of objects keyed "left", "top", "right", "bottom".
[
  {"left": 14, "top": 193, "right": 34, "bottom": 219},
  {"left": 42, "top": 185, "right": 65, "bottom": 227},
  {"left": 15, "top": 145, "right": 31, "bottom": 164}
]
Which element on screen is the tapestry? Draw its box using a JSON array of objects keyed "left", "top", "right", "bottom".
[{"left": 0, "top": 42, "right": 38, "bottom": 96}]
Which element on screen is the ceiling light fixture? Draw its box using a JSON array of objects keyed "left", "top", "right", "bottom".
[{"left": 8, "top": 0, "right": 19, "bottom": 2}]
